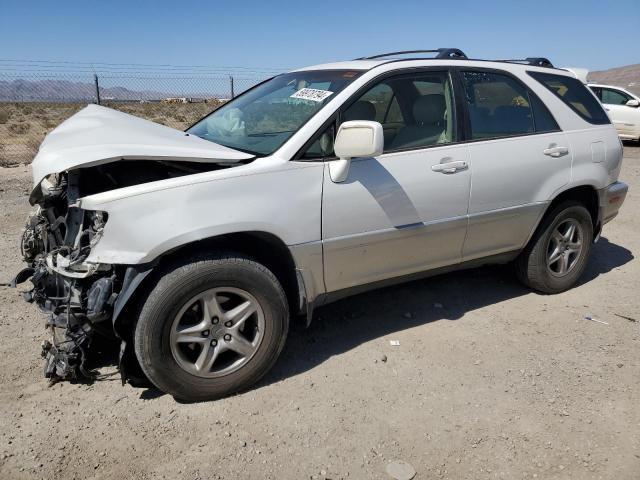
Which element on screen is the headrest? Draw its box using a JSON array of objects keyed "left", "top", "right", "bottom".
[
  {"left": 413, "top": 94, "right": 445, "bottom": 125},
  {"left": 344, "top": 100, "right": 377, "bottom": 121}
]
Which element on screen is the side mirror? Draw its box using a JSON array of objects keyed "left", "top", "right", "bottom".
[
  {"left": 626, "top": 99, "right": 640, "bottom": 108},
  {"left": 329, "top": 120, "right": 384, "bottom": 183}
]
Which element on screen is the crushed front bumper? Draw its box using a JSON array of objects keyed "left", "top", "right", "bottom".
[{"left": 13, "top": 170, "right": 121, "bottom": 382}]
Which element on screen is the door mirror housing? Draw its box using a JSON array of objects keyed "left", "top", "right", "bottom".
[
  {"left": 626, "top": 99, "right": 640, "bottom": 108},
  {"left": 329, "top": 121, "right": 384, "bottom": 183}
]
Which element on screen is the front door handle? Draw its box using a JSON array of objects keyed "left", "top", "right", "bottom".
[
  {"left": 543, "top": 146, "right": 569, "bottom": 158},
  {"left": 431, "top": 160, "right": 468, "bottom": 174}
]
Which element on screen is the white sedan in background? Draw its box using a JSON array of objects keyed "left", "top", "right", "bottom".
[{"left": 589, "top": 83, "right": 640, "bottom": 142}]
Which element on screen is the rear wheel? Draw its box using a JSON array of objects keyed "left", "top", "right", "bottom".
[
  {"left": 134, "top": 253, "right": 289, "bottom": 401},
  {"left": 516, "top": 202, "right": 593, "bottom": 293}
]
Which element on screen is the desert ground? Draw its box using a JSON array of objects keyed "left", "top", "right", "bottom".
[{"left": 0, "top": 145, "right": 638, "bottom": 480}]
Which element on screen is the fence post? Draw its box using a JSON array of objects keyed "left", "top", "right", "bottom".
[
  {"left": 229, "top": 75, "right": 235, "bottom": 99},
  {"left": 93, "top": 73, "right": 101, "bottom": 105}
]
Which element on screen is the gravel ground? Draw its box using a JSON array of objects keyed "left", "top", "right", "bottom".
[{"left": 0, "top": 145, "right": 638, "bottom": 480}]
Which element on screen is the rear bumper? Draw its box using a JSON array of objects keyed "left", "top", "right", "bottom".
[{"left": 598, "top": 181, "right": 628, "bottom": 226}]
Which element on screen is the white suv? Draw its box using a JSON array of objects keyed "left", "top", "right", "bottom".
[
  {"left": 588, "top": 83, "right": 640, "bottom": 142},
  {"left": 15, "top": 49, "right": 628, "bottom": 401}
]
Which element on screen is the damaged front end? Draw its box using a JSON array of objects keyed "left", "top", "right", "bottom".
[
  {"left": 16, "top": 171, "right": 116, "bottom": 382},
  {"left": 13, "top": 103, "right": 257, "bottom": 385}
]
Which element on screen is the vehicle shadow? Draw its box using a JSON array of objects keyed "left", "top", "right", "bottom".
[
  {"left": 81, "top": 237, "right": 632, "bottom": 401},
  {"left": 257, "top": 236, "right": 633, "bottom": 390},
  {"left": 580, "top": 237, "right": 634, "bottom": 284}
]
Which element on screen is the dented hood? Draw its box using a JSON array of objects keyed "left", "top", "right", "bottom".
[{"left": 30, "top": 104, "right": 253, "bottom": 195}]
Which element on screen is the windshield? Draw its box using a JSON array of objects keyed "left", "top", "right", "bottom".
[{"left": 187, "top": 70, "right": 362, "bottom": 155}]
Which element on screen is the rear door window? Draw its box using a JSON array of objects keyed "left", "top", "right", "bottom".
[
  {"left": 460, "top": 70, "right": 559, "bottom": 140},
  {"left": 601, "top": 88, "right": 632, "bottom": 105},
  {"left": 528, "top": 71, "right": 610, "bottom": 125}
]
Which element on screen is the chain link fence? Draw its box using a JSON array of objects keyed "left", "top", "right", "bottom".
[{"left": 0, "top": 71, "right": 268, "bottom": 166}]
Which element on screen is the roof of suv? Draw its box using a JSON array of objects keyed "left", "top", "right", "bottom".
[
  {"left": 292, "top": 50, "right": 576, "bottom": 78},
  {"left": 293, "top": 58, "right": 578, "bottom": 79}
]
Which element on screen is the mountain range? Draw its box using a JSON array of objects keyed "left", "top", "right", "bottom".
[
  {"left": 0, "top": 78, "right": 229, "bottom": 101},
  {"left": 588, "top": 63, "right": 640, "bottom": 96}
]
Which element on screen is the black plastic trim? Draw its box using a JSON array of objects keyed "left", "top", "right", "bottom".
[
  {"left": 494, "top": 57, "right": 554, "bottom": 68},
  {"left": 358, "top": 48, "right": 467, "bottom": 60}
]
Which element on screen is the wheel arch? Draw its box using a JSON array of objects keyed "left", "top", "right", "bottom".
[
  {"left": 526, "top": 184, "right": 599, "bottom": 249},
  {"left": 547, "top": 184, "right": 599, "bottom": 229},
  {"left": 113, "top": 231, "right": 303, "bottom": 338}
]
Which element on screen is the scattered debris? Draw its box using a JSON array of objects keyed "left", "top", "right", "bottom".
[
  {"left": 584, "top": 315, "right": 608, "bottom": 325},
  {"left": 389, "top": 340, "right": 400, "bottom": 346},
  {"left": 614, "top": 313, "right": 637, "bottom": 323},
  {"left": 381, "top": 354, "right": 388, "bottom": 363},
  {"left": 385, "top": 460, "right": 416, "bottom": 480},
  {"left": 617, "top": 363, "right": 624, "bottom": 368}
]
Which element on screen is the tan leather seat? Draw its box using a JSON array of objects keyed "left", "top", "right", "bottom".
[{"left": 391, "top": 94, "right": 446, "bottom": 149}]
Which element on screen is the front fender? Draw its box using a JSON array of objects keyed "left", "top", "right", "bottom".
[{"left": 80, "top": 162, "right": 324, "bottom": 265}]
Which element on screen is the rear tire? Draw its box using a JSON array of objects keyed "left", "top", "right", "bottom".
[
  {"left": 516, "top": 202, "right": 593, "bottom": 293},
  {"left": 134, "top": 253, "right": 289, "bottom": 402}
]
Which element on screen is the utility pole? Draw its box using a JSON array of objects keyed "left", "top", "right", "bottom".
[
  {"left": 94, "top": 73, "right": 101, "bottom": 105},
  {"left": 229, "top": 75, "right": 235, "bottom": 99}
]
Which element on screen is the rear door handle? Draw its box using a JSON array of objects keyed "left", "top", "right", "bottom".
[
  {"left": 543, "top": 146, "right": 569, "bottom": 157},
  {"left": 431, "top": 160, "right": 468, "bottom": 174}
]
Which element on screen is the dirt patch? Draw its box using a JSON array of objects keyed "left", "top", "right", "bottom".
[{"left": 0, "top": 146, "right": 638, "bottom": 479}]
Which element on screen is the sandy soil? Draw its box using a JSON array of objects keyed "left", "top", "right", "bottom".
[{"left": 0, "top": 146, "right": 638, "bottom": 480}]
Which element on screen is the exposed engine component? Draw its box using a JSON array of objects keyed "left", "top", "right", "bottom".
[
  {"left": 42, "top": 319, "right": 93, "bottom": 380},
  {"left": 14, "top": 160, "right": 229, "bottom": 384},
  {"left": 15, "top": 171, "right": 117, "bottom": 382}
]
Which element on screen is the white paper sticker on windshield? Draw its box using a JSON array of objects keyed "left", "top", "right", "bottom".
[{"left": 290, "top": 88, "right": 333, "bottom": 102}]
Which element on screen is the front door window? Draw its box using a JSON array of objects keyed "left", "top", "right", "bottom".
[{"left": 341, "top": 71, "right": 457, "bottom": 151}]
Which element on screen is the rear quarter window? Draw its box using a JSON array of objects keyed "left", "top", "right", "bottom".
[{"left": 528, "top": 71, "right": 610, "bottom": 125}]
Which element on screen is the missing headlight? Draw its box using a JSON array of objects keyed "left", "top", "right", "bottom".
[{"left": 15, "top": 171, "right": 118, "bottom": 382}]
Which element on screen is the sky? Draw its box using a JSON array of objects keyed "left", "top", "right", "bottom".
[{"left": 1, "top": 0, "right": 639, "bottom": 73}]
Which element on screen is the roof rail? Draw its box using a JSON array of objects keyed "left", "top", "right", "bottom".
[
  {"left": 357, "top": 48, "right": 467, "bottom": 60},
  {"left": 497, "top": 57, "right": 555, "bottom": 68}
]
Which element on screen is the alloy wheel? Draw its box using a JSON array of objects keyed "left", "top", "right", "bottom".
[
  {"left": 169, "top": 287, "right": 265, "bottom": 378},
  {"left": 546, "top": 219, "right": 584, "bottom": 277}
]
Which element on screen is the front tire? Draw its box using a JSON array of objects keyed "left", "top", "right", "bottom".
[
  {"left": 134, "top": 253, "right": 289, "bottom": 402},
  {"left": 516, "top": 202, "right": 593, "bottom": 293}
]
